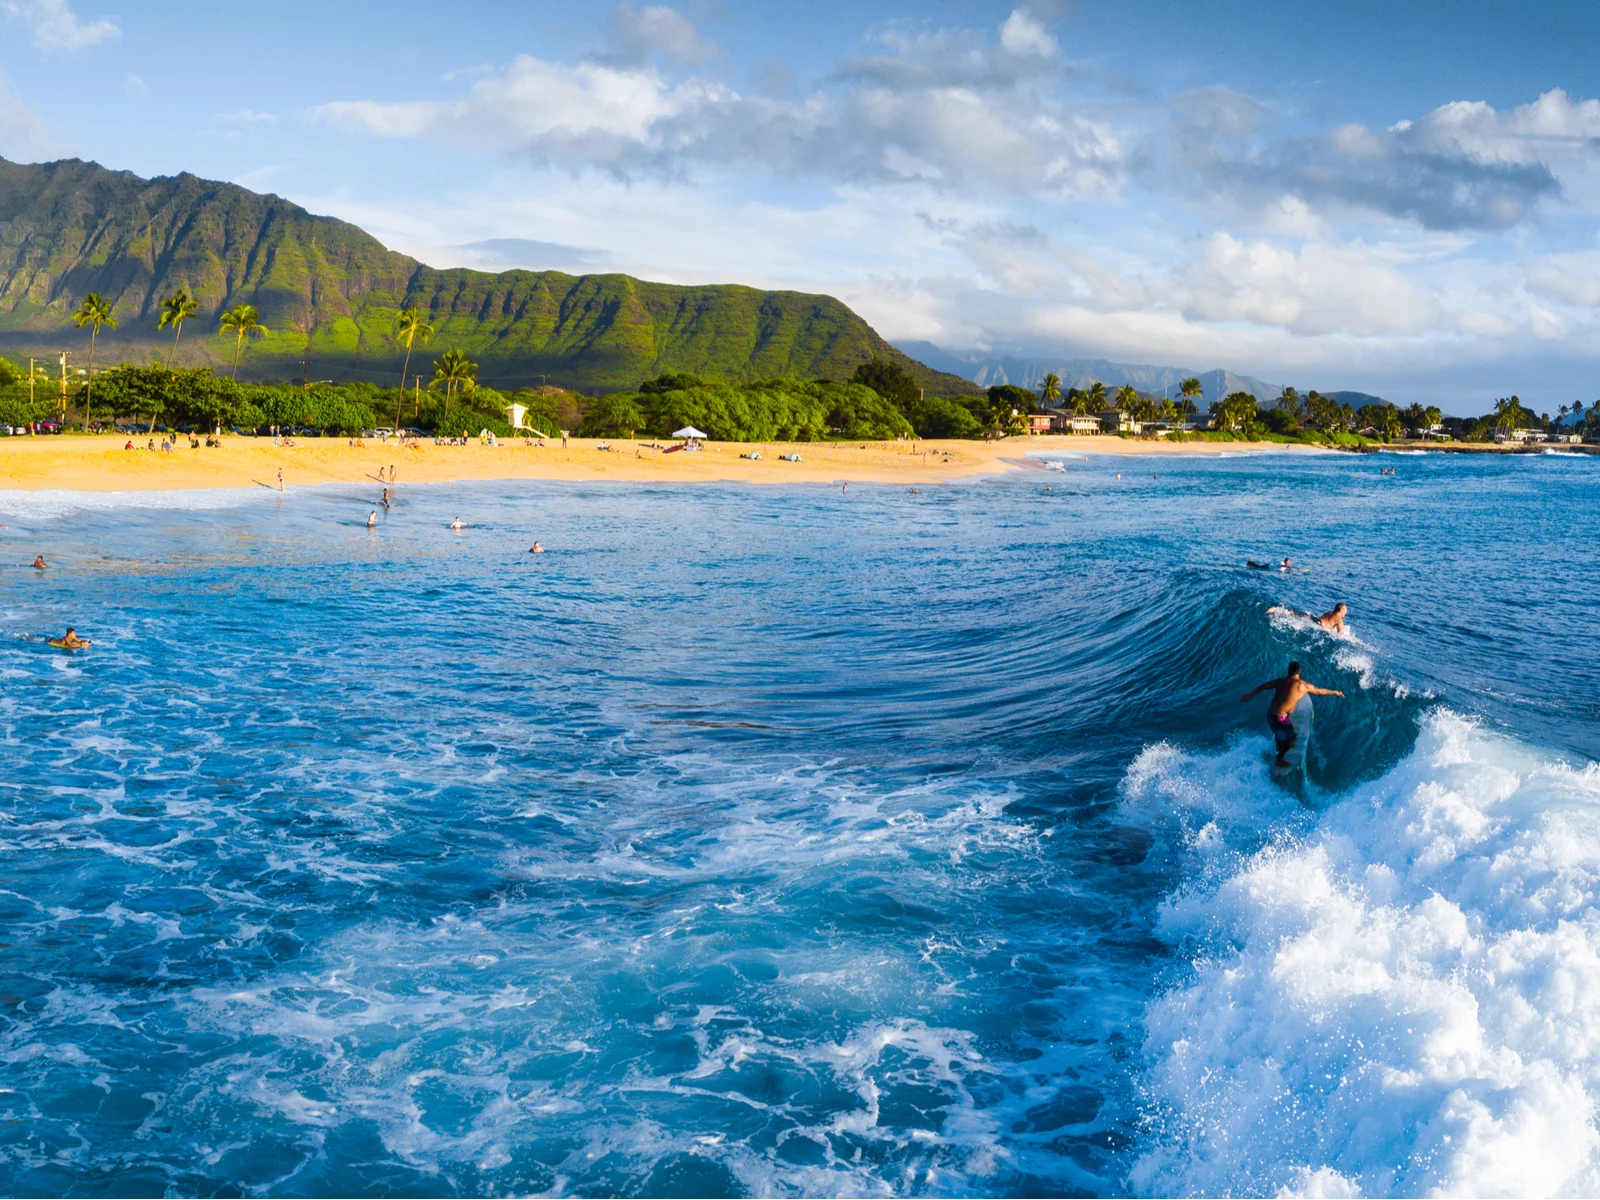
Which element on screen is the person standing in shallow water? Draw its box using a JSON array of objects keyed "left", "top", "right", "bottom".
[{"left": 1240, "top": 661, "right": 1344, "bottom": 767}]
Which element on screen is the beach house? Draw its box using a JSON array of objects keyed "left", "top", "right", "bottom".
[{"left": 1031, "top": 409, "right": 1104, "bottom": 434}]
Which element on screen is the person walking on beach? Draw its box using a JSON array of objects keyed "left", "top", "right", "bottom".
[
  {"left": 277, "top": 469, "right": 283, "bottom": 492},
  {"left": 1240, "top": 662, "right": 1344, "bottom": 767}
]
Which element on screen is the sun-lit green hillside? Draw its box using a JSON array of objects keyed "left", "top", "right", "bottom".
[{"left": 0, "top": 156, "right": 974, "bottom": 395}]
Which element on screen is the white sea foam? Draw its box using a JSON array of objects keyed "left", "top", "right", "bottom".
[
  {"left": 0, "top": 486, "right": 266, "bottom": 521},
  {"left": 1127, "top": 709, "right": 1600, "bottom": 1197}
]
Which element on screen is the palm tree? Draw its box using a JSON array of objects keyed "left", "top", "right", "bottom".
[
  {"left": 1179, "top": 376, "right": 1203, "bottom": 415},
  {"left": 431, "top": 348, "right": 478, "bottom": 406},
  {"left": 219, "top": 304, "right": 269, "bottom": 379},
  {"left": 158, "top": 289, "right": 199, "bottom": 369},
  {"left": 1403, "top": 402, "right": 1427, "bottom": 435},
  {"left": 1039, "top": 372, "right": 1062, "bottom": 407},
  {"left": 393, "top": 305, "right": 435, "bottom": 430},
  {"left": 71, "top": 292, "right": 116, "bottom": 425},
  {"left": 1114, "top": 384, "right": 1138, "bottom": 410},
  {"left": 1086, "top": 381, "right": 1107, "bottom": 410}
]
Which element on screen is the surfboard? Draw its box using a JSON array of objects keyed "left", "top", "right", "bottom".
[
  {"left": 47, "top": 638, "right": 89, "bottom": 650},
  {"left": 1268, "top": 694, "right": 1313, "bottom": 778}
]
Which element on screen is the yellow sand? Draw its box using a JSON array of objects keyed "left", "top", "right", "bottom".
[{"left": 0, "top": 432, "right": 1314, "bottom": 493}]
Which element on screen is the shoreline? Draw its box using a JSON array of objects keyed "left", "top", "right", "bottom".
[{"left": 0, "top": 433, "right": 1325, "bottom": 494}]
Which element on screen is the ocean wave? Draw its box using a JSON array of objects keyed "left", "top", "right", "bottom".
[{"left": 1129, "top": 709, "right": 1600, "bottom": 1197}]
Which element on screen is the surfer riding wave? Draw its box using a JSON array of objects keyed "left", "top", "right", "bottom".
[{"left": 1240, "top": 661, "right": 1344, "bottom": 767}]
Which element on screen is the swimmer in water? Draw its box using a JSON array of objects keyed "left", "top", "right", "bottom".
[
  {"left": 367, "top": 511, "right": 378, "bottom": 528},
  {"left": 32, "top": 555, "right": 46, "bottom": 569},
  {"left": 450, "top": 517, "right": 464, "bottom": 531},
  {"left": 1268, "top": 602, "right": 1348, "bottom": 634},
  {"left": 381, "top": 488, "right": 391, "bottom": 508},
  {"left": 1240, "top": 661, "right": 1344, "bottom": 767},
  {"left": 55, "top": 626, "right": 91, "bottom": 649},
  {"left": 529, "top": 541, "right": 544, "bottom": 554}
]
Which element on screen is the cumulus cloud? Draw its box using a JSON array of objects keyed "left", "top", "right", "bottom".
[
  {"left": 0, "top": 0, "right": 117, "bottom": 50},
  {"left": 1167, "top": 88, "right": 1600, "bottom": 231},
  {"left": 1170, "top": 234, "right": 1433, "bottom": 337},
  {"left": 314, "top": 6, "right": 1122, "bottom": 197}
]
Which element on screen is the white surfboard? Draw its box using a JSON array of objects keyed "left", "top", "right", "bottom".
[{"left": 1269, "top": 693, "right": 1314, "bottom": 778}]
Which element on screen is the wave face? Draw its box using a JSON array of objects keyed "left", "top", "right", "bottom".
[{"left": 0, "top": 451, "right": 1595, "bottom": 1196}]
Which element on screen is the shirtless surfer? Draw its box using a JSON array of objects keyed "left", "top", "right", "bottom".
[
  {"left": 1268, "top": 601, "right": 1348, "bottom": 634},
  {"left": 1240, "top": 662, "right": 1344, "bottom": 766},
  {"left": 54, "top": 626, "right": 91, "bottom": 649}
]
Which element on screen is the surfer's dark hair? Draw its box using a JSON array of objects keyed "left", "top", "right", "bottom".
[{"left": 1287, "top": 661, "right": 1301, "bottom": 676}]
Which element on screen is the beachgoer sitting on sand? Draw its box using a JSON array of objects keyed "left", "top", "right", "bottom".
[
  {"left": 124, "top": 439, "right": 134, "bottom": 450},
  {"left": 32, "top": 555, "right": 46, "bottom": 569},
  {"left": 1240, "top": 661, "right": 1344, "bottom": 766},
  {"left": 56, "top": 626, "right": 90, "bottom": 649},
  {"left": 529, "top": 541, "right": 544, "bottom": 554},
  {"left": 1268, "top": 602, "right": 1348, "bottom": 634}
]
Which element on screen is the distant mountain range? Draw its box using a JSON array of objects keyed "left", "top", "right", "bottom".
[
  {"left": 0, "top": 157, "right": 975, "bottom": 396},
  {"left": 896, "top": 342, "right": 1390, "bottom": 411}
]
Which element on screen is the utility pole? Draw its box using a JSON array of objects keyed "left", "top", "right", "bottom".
[
  {"left": 28, "top": 357, "right": 34, "bottom": 405},
  {"left": 413, "top": 373, "right": 421, "bottom": 418},
  {"left": 300, "top": 358, "right": 310, "bottom": 391},
  {"left": 58, "top": 352, "right": 68, "bottom": 421}
]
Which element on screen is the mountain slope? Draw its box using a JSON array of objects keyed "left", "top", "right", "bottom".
[
  {"left": 897, "top": 343, "right": 1289, "bottom": 409},
  {"left": 0, "top": 157, "right": 974, "bottom": 394}
]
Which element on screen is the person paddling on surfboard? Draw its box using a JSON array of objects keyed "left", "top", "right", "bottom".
[
  {"left": 51, "top": 626, "right": 91, "bottom": 650},
  {"left": 1267, "top": 602, "right": 1347, "bottom": 634},
  {"left": 1240, "top": 661, "right": 1343, "bottom": 767}
]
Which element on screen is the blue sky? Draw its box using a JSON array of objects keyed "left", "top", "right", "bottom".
[{"left": 5, "top": 0, "right": 1600, "bottom": 409}]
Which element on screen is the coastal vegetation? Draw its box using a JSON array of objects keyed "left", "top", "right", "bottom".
[{"left": 0, "top": 342, "right": 1591, "bottom": 449}]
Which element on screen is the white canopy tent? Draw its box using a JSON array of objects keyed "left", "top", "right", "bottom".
[{"left": 671, "top": 426, "right": 709, "bottom": 439}]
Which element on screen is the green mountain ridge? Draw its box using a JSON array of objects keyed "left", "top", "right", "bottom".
[{"left": 0, "top": 156, "right": 974, "bottom": 395}]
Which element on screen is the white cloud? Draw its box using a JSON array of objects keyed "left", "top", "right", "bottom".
[
  {"left": 313, "top": 8, "right": 1122, "bottom": 197},
  {"left": 0, "top": 0, "right": 117, "bottom": 50},
  {"left": 997, "top": 9, "right": 1058, "bottom": 58},
  {"left": 1170, "top": 234, "right": 1433, "bottom": 337}
]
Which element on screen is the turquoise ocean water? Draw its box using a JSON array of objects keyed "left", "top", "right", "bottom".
[{"left": 1, "top": 449, "right": 1597, "bottom": 1197}]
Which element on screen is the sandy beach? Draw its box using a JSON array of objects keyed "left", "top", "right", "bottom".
[{"left": 0, "top": 432, "right": 1325, "bottom": 493}]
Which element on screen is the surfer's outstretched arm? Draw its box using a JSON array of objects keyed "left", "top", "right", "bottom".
[
  {"left": 1239, "top": 680, "right": 1278, "bottom": 702},
  {"left": 1307, "top": 685, "right": 1344, "bottom": 697}
]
